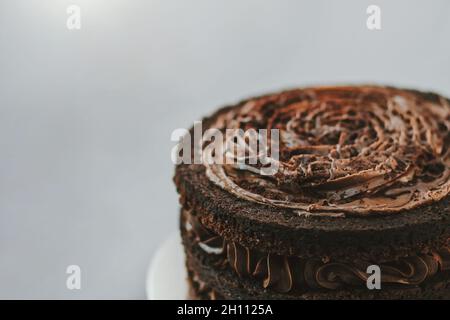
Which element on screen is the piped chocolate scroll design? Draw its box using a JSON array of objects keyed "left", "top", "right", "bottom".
[
  {"left": 184, "top": 210, "right": 450, "bottom": 294},
  {"left": 204, "top": 86, "right": 450, "bottom": 216}
]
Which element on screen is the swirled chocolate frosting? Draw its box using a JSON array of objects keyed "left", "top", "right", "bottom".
[
  {"left": 203, "top": 86, "right": 450, "bottom": 216},
  {"left": 184, "top": 210, "right": 450, "bottom": 293}
]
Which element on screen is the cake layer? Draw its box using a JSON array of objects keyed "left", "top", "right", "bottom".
[
  {"left": 181, "top": 208, "right": 450, "bottom": 298},
  {"left": 176, "top": 166, "right": 450, "bottom": 261},
  {"left": 185, "top": 248, "right": 450, "bottom": 300}
]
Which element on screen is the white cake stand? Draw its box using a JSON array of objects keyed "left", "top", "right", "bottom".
[{"left": 146, "top": 232, "right": 188, "bottom": 300}]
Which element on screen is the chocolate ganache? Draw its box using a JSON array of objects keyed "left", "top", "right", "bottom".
[
  {"left": 183, "top": 209, "right": 450, "bottom": 293},
  {"left": 203, "top": 86, "right": 450, "bottom": 216}
]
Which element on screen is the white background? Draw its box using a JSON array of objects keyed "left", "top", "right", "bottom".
[{"left": 0, "top": 0, "right": 449, "bottom": 298}]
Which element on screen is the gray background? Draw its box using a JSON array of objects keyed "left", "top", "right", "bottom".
[{"left": 0, "top": 0, "right": 449, "bottom": 299}]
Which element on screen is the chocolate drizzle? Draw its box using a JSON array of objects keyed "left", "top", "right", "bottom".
[
  {"left": 184, "top": 210, "right": 450, "bottom": 293},
  {"left": 203, "top": 86, "right": 450, "bottom": 216}
]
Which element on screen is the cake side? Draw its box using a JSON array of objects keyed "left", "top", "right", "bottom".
[
  {"left": 181, "top": 211, "right": 450, "bottom": 300},
  {"left": 176, "top": 164, "right": 450, "bottom": 261}
]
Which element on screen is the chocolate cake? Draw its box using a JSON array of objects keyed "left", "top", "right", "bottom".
[{"left": 174, "top": 85, "right": 450, "bottom": 300}]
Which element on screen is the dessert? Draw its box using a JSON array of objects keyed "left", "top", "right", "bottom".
[{"left": 174, "top": 85, "right": 450, "bottom": 299}]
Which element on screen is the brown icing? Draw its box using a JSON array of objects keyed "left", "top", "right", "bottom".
[
  {"left": 202, "top": 86, "right": 450, "bottom": 216},
  {"left": 184, "top": 210, "right": 450, "bottom": 293}
]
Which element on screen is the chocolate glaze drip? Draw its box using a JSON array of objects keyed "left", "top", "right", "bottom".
[
  {"left": 184, "top": 210, "right": 450, "bottom": 293},
  {"left": 203, "top": 86, "right": 450, "bottom": 216}
]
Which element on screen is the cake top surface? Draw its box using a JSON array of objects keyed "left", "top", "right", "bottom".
[{"left": 202, "top": 86, "right": 450, "bottom": 217}]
